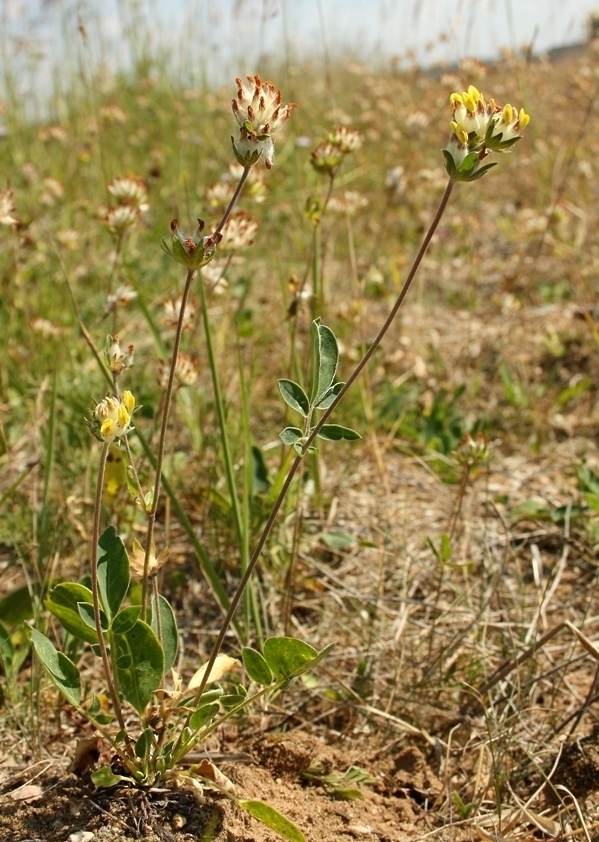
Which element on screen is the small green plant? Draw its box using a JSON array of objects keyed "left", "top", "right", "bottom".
[{"left": 22, "top": 76, "right": 530, "bottom": 841}]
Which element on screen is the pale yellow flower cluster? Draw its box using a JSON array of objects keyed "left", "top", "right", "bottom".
[{"left": 94, "top": 391, "right": 135, "bottom": 443}]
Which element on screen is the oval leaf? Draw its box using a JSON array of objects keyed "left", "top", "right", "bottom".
[
  {"left": 317, "top": 424, "right": 361, "bottom": 442},
  {"left": 111, "top": 605, "right": 141, "bottom": 635},
  {"left": 151, "top": 594, "right": 178, "bottom": 673},
  {"left": 31, "top": 629, "right": 81, "bottom": 707},
  {"left": 189, "top": 702, "right": 220, "bottom": 731},
  {"left": 314, "top": 382, "right": 345, "bottom": 410},
  {"left": 238, "top": 799, "right": 306, "bottom": 842},
  {"left": 242, "top": 647, "right": 274, "bottom": 686},
  {"left": 78, "top": 601, "right": 108, "bottom": 633},
  {"left": 263, "top": 637, "right": 319, "bottom": 682},
  {"left": 91, "top": 766, "right": 135, "bottom": 788},
  {"left": 113, "top": 620, "right": 164, "bottom": 713},
  {"left": 278, "top": 380, "right": 310, "bottom": 417},
  {"left": 97, "top": 526, "right": 130, "bottom": 620},
  {"left": 279, "top": 427, "right": 303, "bottom": 446},
  {"left": 46, "top": 582, "right": 98, "bottom": 645},
  {"left": 135, "top": 728, "right": 154, "bottom": 759},
  {"left": 311, "top": 320, "right": 339, "bottom": 404}
]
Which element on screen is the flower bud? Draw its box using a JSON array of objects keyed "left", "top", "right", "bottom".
[{"left": 161, "top": 218, "right": 221, "bottom": 269}]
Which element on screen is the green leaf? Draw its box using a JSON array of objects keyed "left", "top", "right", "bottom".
[
  {"left": 113, "top": 620, "right": 164, "bottom": 714},
  {"left": 311, "top": 319, "right": 339, "bottom": 404},
  {"left": 189, "top": 702, "right": 220, "bottom": 731},
  {"left": 135, "top": 728, "right": 154, "bottom": 759},
  {"left": 238, "top": 800, "right": 306, "bottom": 842},
  {"left": 242, "top": 647, "right": 274, "bottom": 686},
  {"left": 317, "top": 424, "right": 361, "bottom": 442},
  {"left": 97, "top": 525, "right": 130, "bottom": 620},
  {"left": 30, "top": 629, "right": 81, "bottom": 707},
  {"left": 151, "top": 595, "right": 178, "bottom": 673},
  {"left": 319, "top": 530, "right": 357, "bottom": 551},
  {"left": 263, "top": 637, "right": 319, "bottom": 682},
  {"left": 219, "top": 693, "right": 247, "bottom": 709},
  {"left": 91, "top": 766, "right": 135, "bottom": 788},
  {"left": 251, "top": 445, "right": 271, "bottom": 496},
  {"left": 0, "top": 621, "right": 14, "bottom": 679},
  {"left": 279, "top": 427, "right": 303, "bottom": 446},
  {"left": 111, "top": 606, "right": 141, "bottom": 635},
  {"left": 0, "top": 585, "right": 34, "bottom": 627},
  {"left": 78, "top": 601, "right": 107, "bottom": 633},
  {"left": 45, "top": 583, "right": 98, "bottom": 645},
  {"left": 278, "top": 380, "right": 310, "bottom": 417},
  {"left": 314, "top": 382, "right": 345, "bottom": 410}
]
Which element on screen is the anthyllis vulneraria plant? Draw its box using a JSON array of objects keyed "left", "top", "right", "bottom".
[
  {"left": 30, "top": 75, "right": 329, "bottom": 842},
  {"left": 28, "top": 79, "right": 529, "bottom": 842}
]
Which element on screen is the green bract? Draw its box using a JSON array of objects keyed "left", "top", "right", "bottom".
[{"left": 160, "top": 218, "right": 220, "bottom": 269}]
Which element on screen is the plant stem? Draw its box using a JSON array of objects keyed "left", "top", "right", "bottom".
[
  {"left": 197, "top": 269, "right": 245, "bottom": 551},
  {"left": 184, "top": 178, "right": 456, "bottom": 705},
  {"left": 142, "top": 268, "right": 196, "bottom": 620},
  {"left": 213, "top": 167, "right": 251, "bottom": 238},
  {"left": 90, "top": 441, "right": 131, "bottom": 752}
]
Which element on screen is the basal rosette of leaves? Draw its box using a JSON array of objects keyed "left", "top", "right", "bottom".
[{"left": 31, "top": 525, "right": 331, "bottom": 842}]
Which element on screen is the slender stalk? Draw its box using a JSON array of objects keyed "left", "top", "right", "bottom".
[
  {"left": 185, "top": 179, "right": 456, "bottom": 706},
  {"left": 302, "top": 179, "right": 455, "bottom": 451},
  {"left": 142, "top": 268, "right": 196, "bottom": 619},
  {"left": 90, "top": 441, "right": 131, "bottom": 753},
  {"left": 213, "top": 167, "right": 251, "bottom": 238},
  {"left": 197, "top": 270, "right": 245, "bottom": 551}
]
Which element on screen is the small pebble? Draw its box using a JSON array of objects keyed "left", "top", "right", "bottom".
[
  {"left": 172, "top": 813, "right": 187, "bottom": 829},
  {"left": 69, "top": 831, "right": 95, "bottom": 842}
]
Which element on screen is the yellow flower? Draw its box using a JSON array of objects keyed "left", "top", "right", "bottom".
[
  {"left": 93, "top": 393, "right": 136, "bottom": 443},
  {"left": 444, "top": 85, "right": 530, "bottom": 182}
]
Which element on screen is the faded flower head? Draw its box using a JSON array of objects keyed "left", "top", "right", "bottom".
[
  {"left": 157, "top": 352, "right": 200, "bottom": 389},
  {"left": 310, "top": 141, "right": 345, "bottom": 175},
  {"left": 328, "top": 126, "right": 363, "bottom": 153},
  {"left": 161, "top": 218, "right": 221, "bottom": 269},
  {"left": 92, "top": 390, "right": 136, "bottom": 443},
  {"left": 200, "top": 260, "right": 229, "bottom": 295},
  {"left": 103, "top": 176, "right": 149, "bottom": 235},
  {"left": 103, "top": 204, "right": 140, "bottom": 235},
  {"left": 444, "top": 85, "right": 530, "bottom": 182},
  {"left": 107, "top": 176, "right": 149, "bottom": 211},
  {"left": 128, "top": 539, "right": 170, "bottom": 578},
  {"left": 161, "top": 295, "right": 198, "bottom": 332},
  {"left": 105, "top": 335, "right": 134, "bottom": 375},
  {"left": 204, "top": 180, "right": 235, "bottom": 214},
  {"left": 105, "top": 283, "right": 138, "bottom": 314},
  {"left": 310, "top": 127, "right": 362, "bottom": 176},
  {"left": 0, "top": 189, "right": 17, "bottom": 226},
  {"left": 232, "top": 74, "right": 296, "bottom": 135},
  {"left": 231, "top": 74, "right": 296, "bottom": 170},
  {"left": 327, "top": 190, "right": 369, "bottom": 217},
  {"left": 454, "top": 432, "right": 491, "bottom": 468},
  {"left": 219, "top": 211, "right": 258, "bottom": 251}
]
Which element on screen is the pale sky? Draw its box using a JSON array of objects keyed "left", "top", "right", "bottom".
[{"left": 2, "top": 0, "right": 597, "bottom": 101}]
